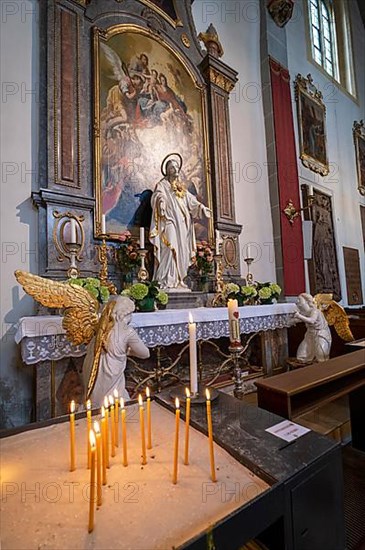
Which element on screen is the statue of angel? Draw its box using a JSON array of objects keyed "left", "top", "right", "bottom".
[
  {"left": 294, "top": 292, "right": 354, "bottom": 364},
  {"left": 15, "top": 271, "right": 150, "bottom": 407}
]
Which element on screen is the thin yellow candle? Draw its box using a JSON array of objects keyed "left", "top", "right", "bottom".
[
  {"left": 69, "top": 400, "right": 76, "bottom": 472},
  {"left": 138, "top": 394, "right": 147, "bottom": 465},
  {"left": 88, "top": 430, "right": 96, "bottom": 533},
  {"left": 103, "top": 397, "right": 110, "bottom": 468},
  {"left": 205, "top": 389, "right": 216, "bottom": 482},
  {"left": 172, "top": 397, "right": 180, "bottom": 484},
  {"left": 86, "top": 399, "right": 92, "bottom": 469},
  {"left": 146, "top": 387, "right": 152, "bottom": 449},
  {"left": 113, "top": 388, "right": 119, "bottom": 447},
  {"left": 120, "top": 398, "right": 128, "bottom": 467},
  {"left": 100, "top": 407, "right": 107, "bottom": 484},
  {"left": 93, "top": 421, "right": 102, "bottom": 507},
  {"left": 184, "top": 388, "right": 191, "bottom": 466},
  {"left": 108, "top": 395, "right": 116, "bottom": 458}
]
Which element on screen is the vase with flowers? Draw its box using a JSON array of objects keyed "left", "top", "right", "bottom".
[
  {"left": 116, "top": 231, "right": 141, "bottom": 288},
  {"left": 190, "top": 241, "right": 215, "bottom": 291},
  {"left": 121, "top": 281, "right": 168, "bottom": 312}
]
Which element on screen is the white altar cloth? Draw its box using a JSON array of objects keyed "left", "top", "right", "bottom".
[{"left": 15, "top": 304, "right": 296, "bottom": 364}]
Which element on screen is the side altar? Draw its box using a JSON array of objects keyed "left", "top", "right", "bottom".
[{"left": 15, "top": 304, "right": 296, "bottom": 421}]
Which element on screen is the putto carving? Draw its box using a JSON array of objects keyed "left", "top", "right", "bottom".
[
  {"left": 267, "top": 0, "right": 294, "bottom": 28},
  {"left": 198, "top": 24, "right": 224, "bottom": 58}
]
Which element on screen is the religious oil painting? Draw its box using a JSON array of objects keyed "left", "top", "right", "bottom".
[
  {"left": 295, "top": 74, "right": 329, "bottom": 176},
  {"left": 353, "top": 120, "right": 365, "bottom": 196},
  {"left": 94, "top": 27, "right": 210, "bottom": 241}
]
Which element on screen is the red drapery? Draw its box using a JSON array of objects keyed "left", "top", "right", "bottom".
[{"left": 270, "top": 57, "right": 305, "bottom": 296}]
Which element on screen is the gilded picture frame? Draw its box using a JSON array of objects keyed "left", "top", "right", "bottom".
[
  {"left": 295, "top": 74, "right": 329, "bottom": 176},
  {"left": 93, "top": 25, "right": 212, "bottom": 242},
  {"left": 353, "top": 120, "right": 365, "bottom": 196}
]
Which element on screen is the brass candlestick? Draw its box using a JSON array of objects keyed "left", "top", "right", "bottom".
[
  {"left": 97, "top": 235, "right": 117, "bottom": 295},
  {"left": 67, "top": 243, "right": 81, "bottom": 279},
  {"left": 137, "top": 249, "right": 149, "bottom": 282},
  {"left": 244, "top": 257, "right": 254, "bottom": 285}
]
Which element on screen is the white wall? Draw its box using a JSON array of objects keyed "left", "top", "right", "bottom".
[
  {"left": 192, "top": 0, "right": 277, "bottom": 284},
  {"left": 0, "top": 0, "right": 39, "bottom": 427}
]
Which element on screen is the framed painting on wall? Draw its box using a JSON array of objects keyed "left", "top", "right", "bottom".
[
  {"left": 93, "top": 25, "right": 212, "bottom": 243},
  {"left": 353, "top": 120, "right": 365, "bottom": 196},
  {"left": 294, "top": 74, "right": 329, "bottom": 176}
]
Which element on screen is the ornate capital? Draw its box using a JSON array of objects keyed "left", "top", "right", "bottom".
[{"left": 207, "top": 67, "right": 235, "bottom": 93}]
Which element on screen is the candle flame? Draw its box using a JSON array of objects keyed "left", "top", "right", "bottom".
[
  {"left": 104, "top": 396, "right": 109, "bottom": 409},
  {"left": 138, "top": 394, "right": 143, "bottom": 407},
  {"left": 113, "top": 388, "right": 118, "bottom": 398},
  {"left": 101, "top": 406, "right": 105, "bottom": 418},
  {"left": 185, "top": 388, "right": 190, "bottom": 398},
  {"left": 108, "top": 395, "right": 114, "bottom": 406},
  {"left": 70, "top": 400, "right": 75, "bottom": 413},
  {"left": 86, "top": 399, "right": 91, "bottom": 410},
  {"left": 206, "top": 388, "right": 211, "bottom": 401},
  {"left": 93, "top": 421, "right": 100, "bottom": 434},
  {"left": 188, "top": 312, "right": 194, "bottom": 324},
  {"left": 120, "top": 398, "right": 125, "bottom": 409},
  {"left": 89, "top": 429, "right": 96, "bottom": 448},
  {"left": 146, "top": 387, "right": 150, "bottom": 398},
  {"left": 175, "top": 397, "right": 180, "bottom": 409}
]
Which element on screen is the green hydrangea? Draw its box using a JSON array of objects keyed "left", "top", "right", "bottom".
[
  {"left": 259, "top": 287, "right": 272, "bottom": 300},
  {"left": 86, "top": 277, "right": 100, "bottom": 288},
  {"left": 99, "top": 286, "right": 110, "bottom": 303},
  {"left": 241, "top": 285, "right": 257, "bottom": 297},
  {"left": 84, "top": 284, "right": 99, "bottom": 299},
  {"left": 121, "top": 288, "right": 131, "bottom": 296},
  {"left": 270, "top": 283, "right": 281, "bottom": 296},
  {"left": 129, "top": 283, "right": 149, "bottom": 300},
  {"left": 157, "top": 291, "right": 168, "bottom": 305},
  {"left": 69, "top": 278, "right": 83, "bottom": 287},
  {"left": 225, "top": 283, "right": 240, "bottom": 295}
]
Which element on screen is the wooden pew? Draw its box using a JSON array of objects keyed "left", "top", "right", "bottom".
[{"left": 255, "top": 350, "right": 365, "bottom": 451}]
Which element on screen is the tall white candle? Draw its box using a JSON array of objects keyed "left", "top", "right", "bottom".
[
  {"left": 228, "top": 299, "right": 240, "bottom": 345},
  {"left": 215, "top": 230, "right": 220, "bottom": 254},
  {"left": 69, "top": 219, "right": 77, "bottom": 244},
  {"left": 101, "top": 214, "right": 106, "bottom": 234},
  {"left": 308, "top": 185, "right": 314, "bottom": 196},
  {"left": 140, "top": 227, "right": 145, "bottom": 249},
  {"left": 188, "top": 312, "right": 198, "bottom": 395},
  {"left": 247, "top": 244, "right": 251, "bottom": 259}
]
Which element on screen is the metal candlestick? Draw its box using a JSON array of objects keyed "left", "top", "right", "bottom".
[
  {"left": 228, "top": 343, "right": 246, "bottom": 399},
  {"left": 137, "top": 249, "right": 149, "bottom": 282},
  {"left": 244, "top": 257, "right": 254, "bottom": 285},
  {"left": 97, "top": 235, "right": 117, "bottom": 294},
  {"left": 66, "top": 243, "right": 81, "bottom": 279}
]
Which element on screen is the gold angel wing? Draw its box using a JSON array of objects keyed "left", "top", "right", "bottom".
[
  {"left": 86, "top": 300, "right": 116, "bottom": 400},
  {"left": 314, "top": 293, "right": 354, "bottom": 342},
  {"left": 15, "top": 270, "right": 99, "bottom": 346}
]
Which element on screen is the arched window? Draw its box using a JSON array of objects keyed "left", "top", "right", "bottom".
[{"left": 308, "top": 0, "right": 337, "bottom": 78}]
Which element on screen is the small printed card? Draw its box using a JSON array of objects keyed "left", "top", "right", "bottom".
[{"left": 265, "top": 420, "right": 310, "bottom": 442}]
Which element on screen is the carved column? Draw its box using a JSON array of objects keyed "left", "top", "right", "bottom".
[{"left": 199, "top": 37, "right": 242, "bottom": 277}]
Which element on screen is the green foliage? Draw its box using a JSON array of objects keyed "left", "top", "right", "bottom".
[
  {"left": 222, "top": 281, "right": 281, "bottom": 306},
  {"left": 121, "top": 280, "right": 168, "bottom": 311},
  {"left": 68, "top": 277, "right": 110, "bottom": 304}
]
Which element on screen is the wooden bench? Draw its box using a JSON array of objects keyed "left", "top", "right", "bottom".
[{"left": 255, "top": 350, "right": 365, "bottom": 451}]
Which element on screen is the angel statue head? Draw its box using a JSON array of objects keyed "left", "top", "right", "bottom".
[
  {"left": 110, "top": 295, "right": 135, "bottom": 325},
  {"left": 296, "top": 293, "right": 315, "bottom": 316}
]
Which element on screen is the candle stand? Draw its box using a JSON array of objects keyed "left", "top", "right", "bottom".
[
  {"left": 97, "top": 235, "right": 117, "bottom": 295},
  {"left": 66, "top": 242, "right": 81, "bottom": 279},
  {"left": 170, "top": 384, "right": 219, "bottom": 405},
  {"left": 244, "top": 257, "right": 254, "bottom": 285},
  {"left": 228, "top": 343, "right": 246, "bottom": 399},
  {"left": 137, "top": 248, "right": 149, "bottom": 282}
]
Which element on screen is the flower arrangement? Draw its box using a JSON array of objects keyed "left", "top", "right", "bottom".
[
  {"left": 121, "top": 281, "right": 168, "bottom": 312},
  {"left": 191, "top": 242, "right": 214, "bottom": 276},
  {"left": 116, "top": 232, "right": 141, "bottom": 282},
  {"left": 68, "top": 277, "right": 110, "bottom": 304},
  {"left": 222, "top": 281, "right": 281, "bottom": 306}
]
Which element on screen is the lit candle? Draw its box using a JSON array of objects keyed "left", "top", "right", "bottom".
[
  {"left": 247, "top": 244, "right": 251, "bottom": 259},
  {"left": 146, "top": 387, "right": 152, "bottom": 450},
  {"left": 205, "top": 389, "right": 216, "bottom": 482},
  {"left": 138, "top": 394, "right": 147, "bottom": 465},
  {"left": 172, "top": 397, "right": 180, "bottom": 484},
  {"left": 120, "top": 398, "right": 128, "bottom": 467},
  {"left": 100, "top": 407, "right": 107, "bottom": 485},
  {"left": 113, "top": 389, "right": 119, "bottom": 448},
  {"left": 184, "top": 388, "right": 191, "bottom": 466},
  {"left": 188, "top": 312, "right": 198, "bottom": 395},
  {"left": 108, "top": 395, "right": 116, "bottom": 458},
  {"left": 88, "top": 430, "right": 96, "bottom": 533},
  {"left": 101, "top": 214, "right": 106, "bottom": 235},
  {"left": 308, "top": 185, "right": 314, "bottom": 196},
  {"left": 215, "top": 229, "right": 220, "bottom": 255},
  {"left": 69, "top": 218, "right": 77, "bottom": 244},
  {"left": 69, "top": 400, "right": 76, "bottom": 472},
  {"left": 228, "top": 299, "right": 240, "bottom": 345},
  {"left": 139, "top": 226, "right": 145, "bottom": 249},
  {"left": 103, "top": 397, "right": 110, "bottom": 468},
  {"left": 93, "top": 421, "right": 102, "bottom": 507},
  {"left": 86, "top": 400, "right": 92, "bottom": 469}
]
